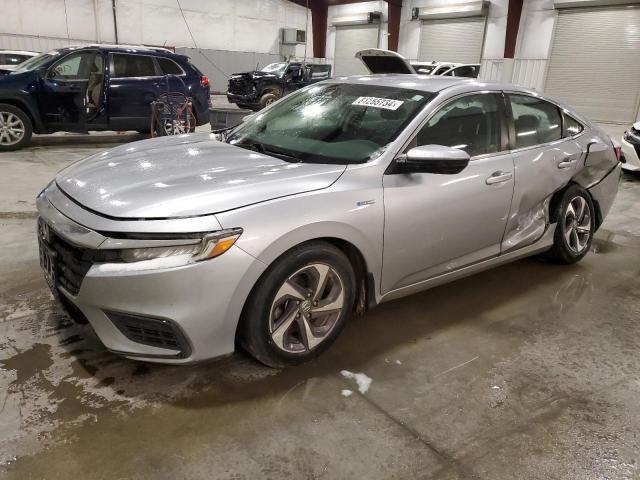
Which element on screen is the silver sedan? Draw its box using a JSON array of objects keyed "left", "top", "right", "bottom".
[{"left": 36, "top": 75, "right": 621, "bottom": 367}]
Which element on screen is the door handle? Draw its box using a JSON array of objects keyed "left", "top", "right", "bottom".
[
  {"left": 557, "top": 157, "right": 577, "bottom": 169},
  {"left": 486, "top": 171, "right": 513, "bottom": 185}
]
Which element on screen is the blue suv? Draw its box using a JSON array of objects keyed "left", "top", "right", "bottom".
[{"left": 0, "top": 45, "right": 210, "bottom": 151}]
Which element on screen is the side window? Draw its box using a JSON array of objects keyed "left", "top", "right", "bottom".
[
  {"left": 413, "top": 93, "right": 502, "bottom": 158},
  {"left": 563, "top": 113, "right": 583, "bottom": 137},
  {"left": 310, "top": 64, "right": 331, "bottom": 80},
  {"left": 49, "top": 52, "right": 97, "bottom": 81},
  {"left": 509, "top": 94, "right": 562, "bottom": 149},
  {"left": 157, "top": 57, "right": 184, "bottom": 75},
  {"left": 112, "top": 54, "right": 157, "bottom": 78}
]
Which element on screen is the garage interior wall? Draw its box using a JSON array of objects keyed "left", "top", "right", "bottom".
[
  {"left": 512, "top": 0, "right": 640, "bottom": 123},
  {"left": 418, "top": 16, "right": 486, "bottom": 63},
  {"left": 398, "top": 0, "right": 508, "bottom": 67},
  {"left": 0, "top": 0, "right": 314, "bottom": 92},
  {"left": 325, "top": 1, "right": 388, "bottom": 73},
  {"left": 544, "top": 5, "right": 640, "bottom": 123}
]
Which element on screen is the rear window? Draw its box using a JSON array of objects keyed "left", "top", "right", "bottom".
[
  {"left": 509, "top": 94, "right": 562, "bottom": 149},
  {"left": 112, "top": 54, "right": 157, "bottom": 78},
  {"left": 157, "top": 57, "right": 184, "bottom": 75}
]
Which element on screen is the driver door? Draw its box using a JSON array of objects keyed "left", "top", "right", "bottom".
[
  {"left": 382, "top": 92, "right": 515, "bottom": 294},
  {"left": 38, "top": 50, "right": 107, "bottom": 132}
]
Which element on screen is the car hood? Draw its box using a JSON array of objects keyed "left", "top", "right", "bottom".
[{"left": 55, "top": 133, "right": 346, "bottom": 219}]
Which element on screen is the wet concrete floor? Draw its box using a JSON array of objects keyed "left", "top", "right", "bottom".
[{"left": 1, "top": 128, "right": 640, "bottom": 479}]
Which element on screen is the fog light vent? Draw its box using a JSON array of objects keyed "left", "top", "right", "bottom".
[{"left": 106, "top": 311, "right": 191, "bottom": 358}]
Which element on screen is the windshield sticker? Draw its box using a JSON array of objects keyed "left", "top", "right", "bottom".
[{"left": 352, "top": 97, "right": 404, "bottom": 110}]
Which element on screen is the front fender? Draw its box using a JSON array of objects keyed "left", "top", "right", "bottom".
[{"left": 216, "top": 186, "right": 385, "bottom": 302}]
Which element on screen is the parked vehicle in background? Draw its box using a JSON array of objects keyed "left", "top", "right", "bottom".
[
  {"left": 226, "top": 61, "right": 332, "bottom": 110},
  {"left": 37, "top": 75, "right": 620, "bottom": 367},
  {"left": 0, "top": 44, "right": 210, "bottom": 151},
  {"left": 621, "top": 121, "right": 640, "bottom": 171},
  {"left": 441, "top": 64, "right": 481, "bottom": 78},
  {"left": 411, "top": 61, "right": 458, "bottom": 75},
  {"left": 0, "top": 50, "right": 39, "bottom": 74}
]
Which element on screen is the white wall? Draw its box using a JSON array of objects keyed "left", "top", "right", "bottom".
[
  {"left": 511, "top": 0, "right": 557, "bottom": 90},
  {"left": 397, "top": 0, "right": 509, "bottom": 63},
  {"left": 325, "top": 1, "right": 389, "bottom": 63},
  {"left": 0, "top": 0, "right": 313, "bottom": 58}
]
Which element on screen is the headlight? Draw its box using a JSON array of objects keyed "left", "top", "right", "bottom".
[{"left": 115, "top": 228, "right": 243, "bottom": 263}]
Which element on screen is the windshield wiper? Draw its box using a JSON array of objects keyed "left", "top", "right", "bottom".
[
  {"left": 211, "top": 126, "right": 233, "bottom": 142},
  {"left": 236, "top": 141, "right": 302, "bottom": 163}
]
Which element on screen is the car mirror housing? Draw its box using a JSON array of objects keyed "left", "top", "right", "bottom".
[{"left": 395, "top": 145, "right": 470, "bottom": 174}]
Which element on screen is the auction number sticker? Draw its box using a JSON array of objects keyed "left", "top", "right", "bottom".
[{"left": 352, "top": 97, "right": 404, "bottom": 110}]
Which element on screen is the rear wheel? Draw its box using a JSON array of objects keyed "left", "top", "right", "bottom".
[
  {"left": 546, "top": 185, "right": 595, "bottom": 264},
  {"left": 240, "top": 242, "right": 356, "bottom": 368},
  {"left": 0, "top": 104, "right": 32, "bottom": 151}
]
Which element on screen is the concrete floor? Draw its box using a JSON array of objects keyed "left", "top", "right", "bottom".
[{"left": 1, "top": 117, "right": 640, "bottom": 479}]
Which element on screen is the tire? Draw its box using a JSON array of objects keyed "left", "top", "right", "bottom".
[
  {"left": 546, "top": 184, "right": 595, "bottom": 264},
  {"left": 0, "top": 103, "right": 33, "bottom": 151},
  {"left": 259, "top": 92, "right": 279, "bottom": 110},
  {"left": 136, "top": 128, "right": 151, "bottom": 135},
  {"left": 239, "top": 241, "right": 356, "bottom": 368}
]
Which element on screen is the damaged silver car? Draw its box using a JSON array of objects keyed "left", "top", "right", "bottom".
[{"left": 37, "top": 74, "right": 621, "bottom": 367}]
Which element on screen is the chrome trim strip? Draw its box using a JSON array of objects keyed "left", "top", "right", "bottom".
[{"left": 36, "top": 193, "right": 107, "bottom": 249}]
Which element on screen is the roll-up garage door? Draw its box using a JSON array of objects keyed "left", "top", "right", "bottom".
[
  {"left": 545, "top": 6, "right": 640, "bottom": 123},
  {"left": 334, "top": 24, "right": 380, "bottom": 76},
  {"left": 418, "top": 17, "right": 486, "bottom": 63}
]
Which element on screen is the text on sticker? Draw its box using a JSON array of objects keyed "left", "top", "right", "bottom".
[{"left": 352, "top": 97, "right": 404, "bottom": 110}]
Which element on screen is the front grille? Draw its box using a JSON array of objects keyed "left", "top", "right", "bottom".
[
  {"left": 228, "top": 76, "right": 252, "bottom": 94},
  {"left": 47, "top": 229, "right": 94, "bottom": 296},
  {"left": 106, "top": 311, "right": 190, "bottom": 357}
]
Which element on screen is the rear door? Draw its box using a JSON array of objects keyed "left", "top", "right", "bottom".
[
  {"left": 108, "top": 52, "right": 162, "bottom": 130},
  {"left": 382, "top": 92, "right": 514, "bottom": 293},
  {"left": 501, "top": 92, "right": 583, "bottom": 252}
]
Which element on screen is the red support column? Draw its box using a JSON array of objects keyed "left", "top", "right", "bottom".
[
  {"left": 311, "top": 2, "right": 328, "bottom": 59},
  {"left": 387, "top": 2, "right": 401, "bottom": 52},
  {"left": 504, "top": 0, "right": 523, "bottom": 58}
]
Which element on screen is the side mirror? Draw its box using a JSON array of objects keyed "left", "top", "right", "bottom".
[{"left": 396, "top": 145, "right": 470, "bottom": 174}]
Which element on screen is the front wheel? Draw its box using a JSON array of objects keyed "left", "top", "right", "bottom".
[
  {"left": 546, "top": 185, "right": 595, "bottom": 264},
  {"left": 239, "top": 242, "right": 356, "bottom": 368},
  {"left": 259, "top": 92, "right": 279, "bottom": 109},
  {"left": 0, "top": 104, "right": 32, "bottom": 151}
]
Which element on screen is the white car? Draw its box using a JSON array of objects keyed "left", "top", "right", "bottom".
[
  {"left": 621, "top": 122, "right": 640, "bottom": 171},
  {"left": 410, "top": 61, "right": 459, "bottom": 75},
  {"left": 0, "top": 50, "right": 39, "bottom": 73}
]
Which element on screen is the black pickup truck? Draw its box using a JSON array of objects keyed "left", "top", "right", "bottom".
[{"left": 227, "top": 61, "right": 331, "bottom": 111}]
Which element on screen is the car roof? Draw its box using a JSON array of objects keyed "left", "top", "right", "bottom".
[
  {"left": 52, "top": 44, "right": 179, "bottom": 56},
  {"left": 326, "top": 74, "right": 487, "bottom": 92}
]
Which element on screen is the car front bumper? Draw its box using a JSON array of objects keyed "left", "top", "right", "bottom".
[
  {"left": 36, "top": 188, "right": 266, "bottom": 364},
  {"left": 226, "top": 92, "right": 259, "bottom": 107},
  {"left": 621, "top": 131, "right": 640, "bottom": 171}
]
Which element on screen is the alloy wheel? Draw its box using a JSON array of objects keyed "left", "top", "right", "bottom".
[
  {"left": 269, "top": 263, "right": 345, "bottom": 354},
  {"left": 564, "top": 196, "right": 591, "bottom": 254},
  {"left": 0, "top": 111, "right": 25, "bottom": 146}
]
